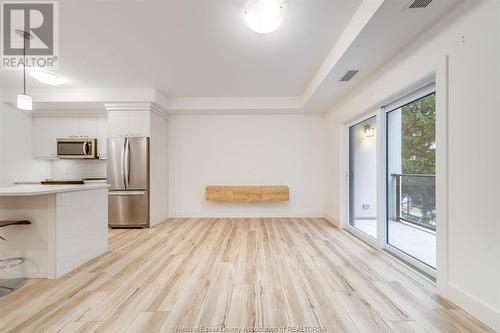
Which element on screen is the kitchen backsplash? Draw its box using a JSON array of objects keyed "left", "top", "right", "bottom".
[{"left": 50, "top": 159, "right": 106, "bottom": 179}]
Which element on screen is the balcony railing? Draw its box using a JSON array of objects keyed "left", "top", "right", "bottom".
[{"left": 391, "top": 174, "right": 436, "bottom": 231}]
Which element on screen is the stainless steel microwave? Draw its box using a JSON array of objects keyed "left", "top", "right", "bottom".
[{"left": 57, "top": 138, "right": 98, "bottom": 159}]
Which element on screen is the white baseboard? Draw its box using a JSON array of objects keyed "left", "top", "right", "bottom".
[
  {"left": 446, "top": 283, "right": 500, "bottom": 332},
  {"left": 168, "top": 212, "right": 325, "bottom": 219},
  {"left": 323, "top": 212, "right": 339, "bottom": 227}
]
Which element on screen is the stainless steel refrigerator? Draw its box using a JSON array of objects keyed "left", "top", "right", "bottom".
[{"left": 107, "top": 137, "right": 150, "bottom": 228}]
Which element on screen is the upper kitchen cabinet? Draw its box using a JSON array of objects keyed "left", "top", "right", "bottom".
[
  {"left": 96, "top": 117, "right": 108, "bottom": 159},
  {"left": 108, "top": 111, "right": 150, "bottom": 138},
  {"left": 58, "top": 118, "right": 80, "bottom": 139},
  {"left": 78, "top": 117, "right": 98, "bottom": 138},
  {"left": 33, "top": 116, "right": 108, "bottom": 159},
  {"left": 34, "top": 117, "right": 60, "bottom": 158},
  {"left": 58, "top": 117, "right": 98, "bottom": 139}
]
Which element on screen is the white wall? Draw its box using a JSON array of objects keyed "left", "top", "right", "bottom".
[
  {"left": 325, "top": 1, "right": 500, "bottom": 330},
  {"left": 168, "top": 114, "right": 326, "bottom": 218},
  {"left": 0, "top": 102, "right": 50, "bottom": 185}
]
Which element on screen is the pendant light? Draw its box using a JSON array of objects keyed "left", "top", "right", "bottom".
[{"left": 16, "top": 29, "right": 33, "bottom": 111}]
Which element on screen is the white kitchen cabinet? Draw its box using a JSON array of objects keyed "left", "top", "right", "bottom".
[
  {"left": 59, "top": 117, "right": 97, "bottom": 138},
  {"left": 108, "top": 111, "right": 150, "bottom": 137},
  {"left": 59, "top": 118, "right": 80, "bottom": 139},
  {"left": 108, "top": 111, "right": 129, "bottom": 138},
  {"left": 78, "top": 117, "right": 98, "bottom": 138},
  {"left": 34, "top": 116, "right": 108, "bottom": 159},
  {"left": 128, "top": 111, "right": 150, "bottom": 137},
  {"left": 96, "top": 117, "right": 108, "bottom": 159},
  {"left": 34, "top": 111, "right": 150, "bottom": 159},
  {"left": 34, "top": 117, "right": 60, "bottom": 158}
]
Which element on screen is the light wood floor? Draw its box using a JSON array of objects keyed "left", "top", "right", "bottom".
[{"left": 0, "top": 218, "right": 493, "bottom": 333}]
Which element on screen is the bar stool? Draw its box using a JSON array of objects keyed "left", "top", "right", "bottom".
[{"left": 0, "top": 220, "right": 31, "bottom": 297}]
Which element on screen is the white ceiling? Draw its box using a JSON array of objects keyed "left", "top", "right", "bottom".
[
  {"left": 302, "top": 0, "right": 462, "bottom": 113},
  {"left": 0, "top": 0, "right": 462, "bottom": 113},
  {"left": 0, "top": 0, "right": 361, "bottom": 97}
]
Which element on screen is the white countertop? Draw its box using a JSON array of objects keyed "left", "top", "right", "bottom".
[{"left": 0, "top": 183, "right": 109, "bottom": 196}]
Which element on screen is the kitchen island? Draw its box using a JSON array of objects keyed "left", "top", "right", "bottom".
[{"left": 0, "top": 183, "right": 109, "bottom": 279}]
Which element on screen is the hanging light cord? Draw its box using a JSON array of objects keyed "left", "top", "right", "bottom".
[
  {"left": 15, "top": 29, "right": 31, "bottom": 95},
  {"left": 23, "top": 34, "right": 26, "bottom": 95}
]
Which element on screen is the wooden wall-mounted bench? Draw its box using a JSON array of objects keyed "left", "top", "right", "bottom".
[{"left": 206, "top": 186, "right": 289, "bottom": 202}]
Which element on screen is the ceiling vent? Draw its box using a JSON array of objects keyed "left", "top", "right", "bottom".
[
  {"left": 339, "top": 70, "right": 359, "bottom": 82},
  {"left": 407, "top": 0, "right": 433, "bottom": 9}
]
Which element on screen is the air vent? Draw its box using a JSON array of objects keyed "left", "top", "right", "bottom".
[
  {"left": 339, "top": 70, "right": 359, "bottom": 82},
  {"left": 408, "top": 0, "right": 432, "bottom": 8}
]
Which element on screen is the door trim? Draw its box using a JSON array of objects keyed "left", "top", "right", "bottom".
[
  {"left": 341, "top": 110, "right": 379, "bottom": 231},
  {"left": 384, "top": 85, "right": 437, "bottom": 275},
  {"left": 344, "top": 112, "right": 379, "bottom": 243},
  {"left": 341, "top": 78, "right": 440, "bottom": 280}
]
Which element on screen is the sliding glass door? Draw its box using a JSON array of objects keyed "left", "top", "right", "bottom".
[
  {"left": 386, "top": 92, "right": 436, "bottom": 268},
  {"left": 345, "top": 85, "right": 437, "bottom": 273},
  {"left": 348, "top": 116, "right": 377, "bottom": 239}
]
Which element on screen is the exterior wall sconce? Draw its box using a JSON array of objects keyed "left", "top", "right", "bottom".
[{"left": 364, "top": 125, "right": 375, "bottom": 137}]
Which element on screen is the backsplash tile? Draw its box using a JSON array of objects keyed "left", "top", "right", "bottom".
[{"left": 50, "top": 159, "right": 106, "bottom": 179}]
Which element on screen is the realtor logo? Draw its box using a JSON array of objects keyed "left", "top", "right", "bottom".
[{"left": 1, "top": 1, "right": 59, "bottom": 70}]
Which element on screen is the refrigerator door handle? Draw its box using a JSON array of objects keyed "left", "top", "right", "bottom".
[
  {"left": 125, "top": 138, "right": 131, "bottom": 187},
  {"left": 121, "top": 138, "right": 127, "bottom": 188}
]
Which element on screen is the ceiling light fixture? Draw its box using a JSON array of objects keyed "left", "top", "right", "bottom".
[
  {"left": 29, "top": 69, "right": 67, "bottom": 86},
  {"left": 16, "top": 29, "right": 33, "bottom": 111},
  {"left": 243, "top": 0, "right": 286, "bottom": 34}
]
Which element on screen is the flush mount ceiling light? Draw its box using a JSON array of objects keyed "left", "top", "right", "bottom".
[
  {"left": 242, "top": 0, "right": 286, "bottom": 34},
  {"left": 29, "top": 69, "right": 67, "bottom": 86},
  {"left": 15, "top": 29, "right": 32, "bottom": 111}
]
